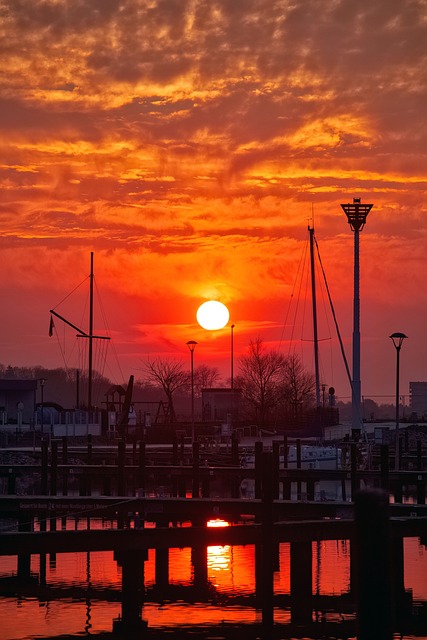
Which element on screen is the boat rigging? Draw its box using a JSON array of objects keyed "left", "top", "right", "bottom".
[{"left": 48, "top": 252, "right": 110, "bottom": 410}]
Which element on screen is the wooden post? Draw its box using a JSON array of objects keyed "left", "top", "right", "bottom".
[
  {"left": 7, "top": 468, "right": 15, "bottom": 495},
  {"left": 155, "top": 547, "right": 169, "bottom": 591},
  {"left": 296, "top": 438, "right": 302, "bottom": 467},
  {"left": 282, "top": 436, "right": 291, "bottom": 500},
  {"left": 17, "top": 515, "right": 31, "bottom": 580},
  {"left": 391, "top": 536, "right": 408, "bottom": 626},
  {"left": 41, "top": 439, "right": 48, "bottom": 495},
  {"left": 155, "top": 517, "right": 169, "bottom": 590},
  {"left": 261, "top": 451, "right": 274, "bottom": 630},
  {"left": 296, "top": 439, "right": 302, "bottom": 500},
  {"left": 103, "top": 474, "right": 111, "bottom": 496},
  {"left": 138, "top": 440, "right": 146, "bottom": 497},
  {"left": 231, "top": 431, "right": 239, "bottom": 465},
  {"left": 341, "top": 475, "right": 347, "bottom": 502},
  {"left": 201, "top": 471, "right": 211, "bottom": 498},
  {"left": 87, "top": 433, "right": 92, "bottom": 464},
  {"left": 254, "top": 441, "right": 263, "bottom": 499},
  {"left": 172, "top": 434, "right": 178, "bottom": 465},
  {"left": 290, "top": 539, "right": 312, "bottom": 624},
  {"left": 231, "top": 432, "right": 240, "bottom": 498},
  {"left": 192, "top": 441, "right": 200, "bottom": 498},
  {"left": 62, "top": 436, "right": 68, "bottom": 495},
  {"left": 50, "top": 440, "right": 58, "bottom": 496},
  {"left": 380, "top": 445, "right": 389, "bottom": 494},
  {"left": 178, "top": 470, "right": 186, "bottom": 498},
  {"left": 117, "top": 438, "right": 126, "bottom": 496},
  {"left": 307, "top": 479, "right": 315, "bottom": 501},
  {"left": 416, "top": 440, "right": 425, "bottom": 504},
  {"left": 282, "top": 435, "right": 288, "bottom": 468},
  {"left": 180, "top": 432, "right": 185, "bottom": 463},
  {"left": 172, "top": 436, "right": 179, "bottom": 497},
  {"left": 192, "top": 519, "right": 208, "bottom": 591},
  {"left": 114, "top": 550, "right": 147, "bottom": 632},
  {"left": 272, "top": 440, "right": 280, "bottom": 500},
  {"left": 417, "top": 473, "right": 425, "bottom": 505},
  {"left": 417, "top": 440, "right": 422, "bottom": 471},
  {"left": 354, "top": 489, "right": 393, "bottom": 640},
  {"left": 351, "top": 443, "right": 358, "bottom": 500}
]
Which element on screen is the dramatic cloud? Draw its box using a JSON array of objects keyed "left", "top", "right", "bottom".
[{"left": 0, "top": 0, "right": 426, "bottom": 402}]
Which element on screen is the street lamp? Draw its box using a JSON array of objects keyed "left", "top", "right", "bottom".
[
  {"left": 231, "top": 324, "right": 235, "bottom": 390},
  {"left": 341, "top": 197, "right": 374, "bottom": 440},
  {"left": 186, "top": 340, "right": 198, "bottom": 444},
  {"left": 390, "top": 332, "right": 407, "bottom": 471}
]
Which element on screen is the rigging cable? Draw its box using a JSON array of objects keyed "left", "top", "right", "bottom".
[
  {"left": 314, "top": 234, "right": 352, "bottom": 391},
  {"left": 94, "top": 277, "right": 125, "bottom": 384},
  {"left": 278, "top": 237, "right": 308, "bottom": 350},
  {"left": 50, "top": 276, "right": 89, "bottom": 311}
]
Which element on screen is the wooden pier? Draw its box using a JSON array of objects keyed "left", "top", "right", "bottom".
[{"left": 1, "top": 437, "right": 427, "bottom": 637}]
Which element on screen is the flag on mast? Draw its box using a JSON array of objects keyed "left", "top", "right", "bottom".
[{"left": 48, "top": 315, "right": 54, "bottom": 337}]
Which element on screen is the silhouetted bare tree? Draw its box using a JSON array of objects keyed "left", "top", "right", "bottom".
[
  {"left": 194, "top": 364, "right": 221, "bottom": 396},
  {"left": 141, "top": 358, "right": 189, "bottom": 422},
  {"left": 278, "top": 353, "right": 315, "bottom": 422},
  {"left": 235, "top": 340, "right": 317, "bottom": 428},
  {"left": 235, "top": 338, "right": 287, "bottom": 428}
]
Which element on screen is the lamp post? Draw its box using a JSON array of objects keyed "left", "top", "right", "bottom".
[
  {"left": 341, "top": 197, "right": 373, "bottom": 440},
  {"left": 231, "top": 324, "right": 235, "bottom": 390},
  {"left": 390, "top": 332, "right": 407, "bottom": 471},
  {"left": 39, "top": 378, "right": 46, "bottom": 436},
  {"left": 186, "top": 340, "right": 198, "bottom": 444}
]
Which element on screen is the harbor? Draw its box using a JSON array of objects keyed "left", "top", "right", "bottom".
[{"left": 1, "top": 432, "right": 427, "bottom": 638}]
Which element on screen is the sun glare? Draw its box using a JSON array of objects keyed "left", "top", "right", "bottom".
[
  {"left": 196, "top": 300, "right": 230, "bottom": 330},
  {"left": 207, "top": 518, "right": 230, "bottom": 527}
]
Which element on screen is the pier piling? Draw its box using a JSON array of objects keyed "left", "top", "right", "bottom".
[{"left": 354, "top": 488, "right": 392, "bottom": 640}]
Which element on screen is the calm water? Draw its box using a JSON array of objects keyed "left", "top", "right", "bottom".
[{"left": 0, "top": 517, "right": 426, "bottom": 639}]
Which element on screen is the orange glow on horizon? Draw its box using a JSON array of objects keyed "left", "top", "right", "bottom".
[{"left": 0, "top": 1, "right": 426, "bottom": 401}]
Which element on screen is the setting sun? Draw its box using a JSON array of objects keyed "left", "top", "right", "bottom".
[
  {"left": 196, "top": 301, "right": 230, "bottom": 331},
  {"left": 0, "top": 0, "right": 425, "bottom": 403}
]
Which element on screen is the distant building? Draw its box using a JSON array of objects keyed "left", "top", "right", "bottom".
[
  {"left": 202, "top": 388, "right": 241, "bottom": 424},
  {"left": 409, "top": 382, "right": 427, "bottom": 418},
  {"left": 0, "top": 379, "right": 37, "bottom": 425}
]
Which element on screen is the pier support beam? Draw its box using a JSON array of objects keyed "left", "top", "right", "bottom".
[
  {"left": 290, "top": 539, "right": 312, "bottom": 624},
  {"left": 261, "top": 452, "right": 274, "bottom": 630},
  {"left": 138, "top": 439, "right": 146, "bottom": 497},
  {"left": 117, "top": 439, "right": 126, "bottom": 497},
  {"left": 114, "top": 549, "right": 147, "bottom": 633},
  {"left": 192, "top": 441, "right": 200, "bottom": 498},
  {"left": 354, "top": 489, "right": 392, "bottom": 640},
  {"left": 155, "top": 547, "right": 169, "bottom": 591},
  {"left": 17, "top": 515, "right": 32, "bottom": 580}
]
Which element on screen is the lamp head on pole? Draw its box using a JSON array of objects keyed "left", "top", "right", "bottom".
[
  {"left": 186, "top": 340, "right": 198, "bottom": 353},
  {"left": 341, "top": 197, "right": 373, "bottom": 232},
  {"left": 390, "top": 332, "right": 408, "bottom": 350}
]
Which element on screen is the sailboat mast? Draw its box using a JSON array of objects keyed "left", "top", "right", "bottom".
[
  {"left": 88, "top": 252, "right": 94, "bottom": 410},
  {"left": 49, "top": 252, "right": 110, "bottom": 412},
  {"left": 309, "top": 226, "right": 321, "bottom": 408}
]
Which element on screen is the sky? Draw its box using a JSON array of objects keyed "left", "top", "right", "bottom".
[{"left": 0, "top": 0, "right": 426, "bottom": 406}]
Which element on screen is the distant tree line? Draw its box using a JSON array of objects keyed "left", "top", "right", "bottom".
[{"left": 0, "top": 344, "right": 401, "bottom": 427}]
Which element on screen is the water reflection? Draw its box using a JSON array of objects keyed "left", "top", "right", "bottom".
[{"left": 0, "top": 516, "right": 426, "bottom": 639}]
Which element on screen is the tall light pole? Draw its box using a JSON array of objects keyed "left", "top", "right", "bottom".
[
  {"left": 186, "top": 340, "right": 197, "bottom": 444},
  {"left": 231, "top": 324, "right": 235, "bottom": 390},
  {"left": 390, "top": 332, "right": 407, "bottom": 471},
  {"left": 341, "top": 197, "right": 373, "bottom": 440}
]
